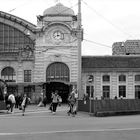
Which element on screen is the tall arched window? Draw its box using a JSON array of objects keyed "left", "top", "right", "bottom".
[
  {"left": 46, "top": 62, "right": 69, "bottom": 82},
  {"left": 1, "top": 67, "right": 16, "bottom": 82},
  {"left": 0, "top": 22, "right": 34, "bottom": 54}
]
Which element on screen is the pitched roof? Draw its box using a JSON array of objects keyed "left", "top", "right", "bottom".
[
  {"left": 0, "top": 11, "right": 36, "bottom": 33},
  {"left": 82, "top": 56, "right": 140, "bottom": 72}
]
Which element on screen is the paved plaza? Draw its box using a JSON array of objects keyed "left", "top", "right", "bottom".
[{"left": 0, "top": 104, "right": 140, "bottom": 140}]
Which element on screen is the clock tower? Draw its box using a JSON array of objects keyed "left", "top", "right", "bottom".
[{"left": 34, "top": 3, "right": 81, "bottom": 101}]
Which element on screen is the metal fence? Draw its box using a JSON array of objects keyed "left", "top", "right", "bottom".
[{"left": 78, "top": 99, "right": 140, "bottom": 116}]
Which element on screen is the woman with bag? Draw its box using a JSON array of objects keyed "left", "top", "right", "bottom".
[{"left": 67, "top": 89, "right": 77, "bottom": 117}]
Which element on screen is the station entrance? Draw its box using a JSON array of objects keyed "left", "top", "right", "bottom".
[
  {"left": 46, "top": 62, "right": 71, "bottom": 103},
  {"left": 45, "top": 82, "right": 70, "bottom": 103}
]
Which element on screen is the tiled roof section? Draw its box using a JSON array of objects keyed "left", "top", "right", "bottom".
[{"left": 82, "top": 56, "right": 140, "bottom": 69}]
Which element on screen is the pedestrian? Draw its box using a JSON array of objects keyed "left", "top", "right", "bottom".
[
  {"left": 37, "top": 94, "right": 43, "bottom": 107},
  {"left": 43, "top": 95, "right": 47, "bottom": 107},
  {"left": 18, "top": 94, "right": 23, "bottom": 110},
  {"left": 67, "top": 89, "right": 77, "bottom": 117},
  {"left": 5, "top": 93, "right": 11, "bottom": 113},
  {"left": 48, "top": 92, "right": 54, "bottom": 112},
  {"left": 58, "top": 96, "right": 62, "bottom": 106},
  {"left": 15, "top": 94, "right": 21, "bottom": 108},
  {"left": 51, "top": 90, "right": 59, "bottom": 114},
  {"left": 8, "top": 93, "right": 16, "bottom": 113},
  {"left": 21, "top": 94, "right": 29, "bottom": 116},
  {"left": 83, "top": 92, "right": 89, "bottom": 104}
]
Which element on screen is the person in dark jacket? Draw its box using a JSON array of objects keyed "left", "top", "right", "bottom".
[
  {"left": 21, "top": 94, "right": 29, "bottom": 116},
  {"left": 5, "top": 93, "right": 11, "bottom": 113},
  {"left": 43, "top": 95, "right": 47, "bottom": 107}
]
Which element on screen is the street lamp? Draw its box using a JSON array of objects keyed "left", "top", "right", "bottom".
[{"left": 77, "top": 0, "right": 82, "bottom": 98}]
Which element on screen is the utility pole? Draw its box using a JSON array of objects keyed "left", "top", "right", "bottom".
[{"left": 77, "top": 0, "right": 82, "bottom": 99}]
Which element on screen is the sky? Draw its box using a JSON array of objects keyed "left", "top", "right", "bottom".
[{"left": 1, "top": 0, "right": 140, "bottom": 56}]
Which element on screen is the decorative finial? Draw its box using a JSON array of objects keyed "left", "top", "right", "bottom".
[{"left": 54, "top": 0, "right": 60, "bottom": 4}]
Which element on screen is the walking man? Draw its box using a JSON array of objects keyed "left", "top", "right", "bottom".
[{"left": 51, "top": 90, "right": 59, "bottom": 114}]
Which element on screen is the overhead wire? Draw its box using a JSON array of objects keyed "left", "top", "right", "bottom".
[
  {"left": 83, "top": 38, "right": 112, "bottom": 48},
  {"left": 81, "top": 0, "right": 134, "bottom": 39},
  {"left": 8, "top": 0, "right": 112, "bottom": 52},
  {"left": 8, "top": 0, "right": 34, "bottom": 13}
]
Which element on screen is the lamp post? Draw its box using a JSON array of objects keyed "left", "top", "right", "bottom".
[{"left": 77, "top": 0, "right": 82, "bottom": 99}]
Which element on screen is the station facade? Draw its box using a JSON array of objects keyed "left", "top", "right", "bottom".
[
  {"left": 0, "top": 3, "right": 140, "bottom": 103},
  {"left": 0, "top": 3, "right": 80, "bottom": 103}
]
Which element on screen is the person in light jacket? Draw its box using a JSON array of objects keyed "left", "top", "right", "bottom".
[
  {"left": 51, "top": 90, "right": 59, "bottom": 114},
  {"left": 8, "top": 93, "right": 16, "bottom": 113}
]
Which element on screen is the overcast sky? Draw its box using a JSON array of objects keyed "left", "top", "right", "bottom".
[{"left": 1, "top": 0, "right": 140, "bottom": 56}]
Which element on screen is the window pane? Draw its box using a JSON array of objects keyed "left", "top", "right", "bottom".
[
  {"left": 46, "top": 62, "right": 69, "bottom": 82},
  {"left": 103, "top": 86, "right": 110, "bottom": 98},
  {"left": 119, "top": 75, "right": 126, "bottom": 82},
  {"left": 119, "top": 86, "right": 126, "bottom": 97},
  {"left": 86, "top": 86, "right": 94, "bottom": 98},
  {"left": 135, "top": 85, "right": 140, "bottom": 99},
  {"left": 0, "top": 23, "right": 34, "bottom": 52},
  {"left": 1, "top": 67, "right": 16, "bottom": 82},
  {"left": 135, "top": 75, "right": 140, "bottom": 81},
  {"left": 103, "top": 75, "right": 110, "bottom": 82},
  {"left": 24, "top": 70, "right": 31, "bottom": 82}
]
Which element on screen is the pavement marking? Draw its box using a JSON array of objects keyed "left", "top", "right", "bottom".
[
  {"left": 1, "top": 127, "right": 140, "bottom": 136},
  {"left": 0, "top": 108, "right": 67, "bottom": 117},
  {"left": 0, "top": 109, "right": 86, "bottom": 119}
]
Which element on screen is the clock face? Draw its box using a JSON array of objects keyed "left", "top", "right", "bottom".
[{"left": 53, "top": 30, "right": 64, "bottom": 41}]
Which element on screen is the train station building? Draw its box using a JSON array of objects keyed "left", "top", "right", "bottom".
[{"left": 0, "top": 3, "right": 140, "bottom": 103}]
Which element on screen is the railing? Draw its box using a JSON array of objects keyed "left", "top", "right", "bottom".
[{"left": 78, "top": 99, "right": 140, "bottom": 116}]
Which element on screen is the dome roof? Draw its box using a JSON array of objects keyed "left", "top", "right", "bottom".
[{"left": 43, "top": 3, "right": 75, "bottom": 16}]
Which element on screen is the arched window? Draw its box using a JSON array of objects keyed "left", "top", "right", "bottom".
[
  {"left": 1, "top": 67, "right": 16, "bottom": 82},
  {"left": 102, "top": 75, "right": 110, "bottom": 82},
  {"left": 0, "top": 22, "right": 34, "bottom": 53},
  {"left": 119, "top": 74, "right": 126, "bottom": 82},
  {"left": 46, "top": 62, "right": 69, "bottom": 82}
]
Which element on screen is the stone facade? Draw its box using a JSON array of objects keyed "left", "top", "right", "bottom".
[
  {"left": 81, "top": 56, "right": 140, "bottom": 99},
  {"left": 0, "top": 3, "right": 81, "bottom": 103},
  {"left": 0, "top": 3, "right": 140, "bottom": 104}
]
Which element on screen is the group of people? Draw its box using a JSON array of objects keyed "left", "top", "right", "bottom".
[
  {"left": 49, "top": 88, "right": 78, "bottom": 117},
  {"left": 5, "top": 93, "right": 30, "bottom": 116},
  {"left": 4, "top": 87, "right": 78, "bottom": 117}
]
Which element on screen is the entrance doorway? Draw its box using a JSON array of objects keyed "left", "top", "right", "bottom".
[
  {"left": 45, "top": 82, "right": 70, "bottom": 103},
  {"left": 46, "top": 62, "right": 70, "bottom": 103}
]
